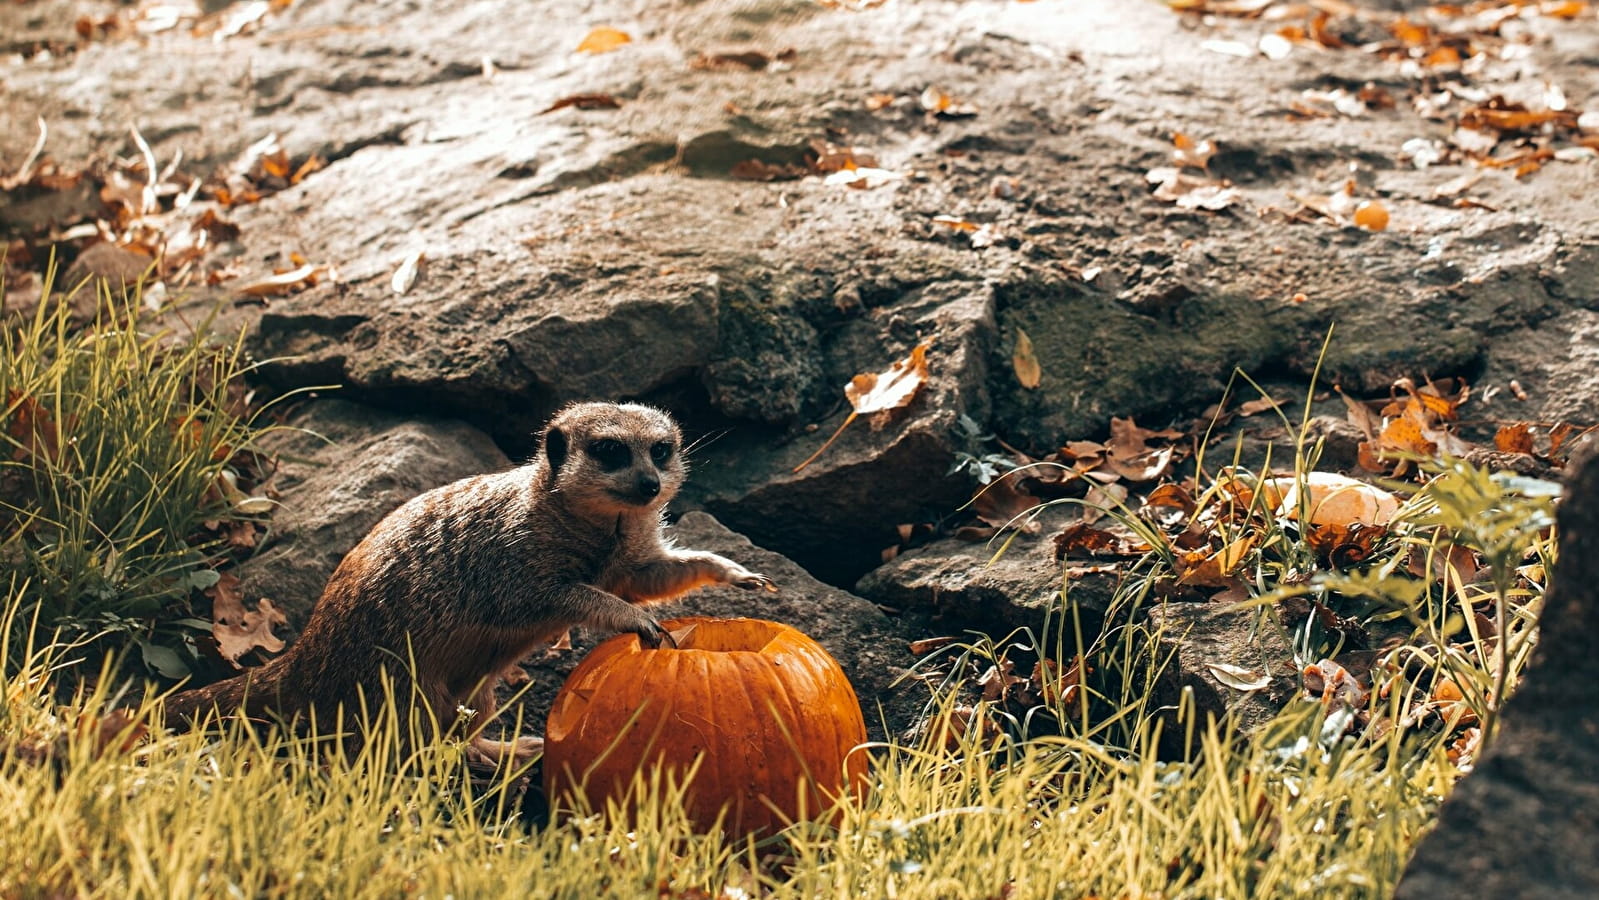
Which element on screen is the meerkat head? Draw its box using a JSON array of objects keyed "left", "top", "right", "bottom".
[{"left": 540, "top": 402, "right": 686, "bottom": 517}]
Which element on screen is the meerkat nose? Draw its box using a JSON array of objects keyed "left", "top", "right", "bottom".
[{"left": 637, "top": 474, "right": 661, "bottom": 498}]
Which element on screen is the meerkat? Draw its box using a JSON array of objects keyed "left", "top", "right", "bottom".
[{"left": 164, "top": 402, "right": 774, "bottom": 764}]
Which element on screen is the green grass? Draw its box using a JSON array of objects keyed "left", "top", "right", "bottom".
[
  {"left": 0, "top": 281, "right": 1558, "bottom": 898},
  {"left": 1, "top": 272, "right": 268, "bottom": 680}
]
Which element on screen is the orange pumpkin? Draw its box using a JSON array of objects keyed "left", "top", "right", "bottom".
[{"left": 543, "top": 616, "right": 869, "bottom": 837}]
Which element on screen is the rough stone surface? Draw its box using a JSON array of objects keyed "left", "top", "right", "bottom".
[
  {"left": 855, "top": 521, "right": 1117, "bottom": 642},
  {"left": 236, "top": 399, "right": 511, "bottom": 626},
  {"left": 1397, "top": 449, "right": 1599, "bottom": 900},
  {"left": 7, "top": 1, "right": 1599, "bottom": 844},
  {"left": 1145, "top": 601, "right": 1301, "bottom": 751}
]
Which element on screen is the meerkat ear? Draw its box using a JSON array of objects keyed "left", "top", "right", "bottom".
[{"left": 544, "top": 426, "right": 568, "bottom": 473}]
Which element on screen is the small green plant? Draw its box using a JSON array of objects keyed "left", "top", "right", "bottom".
[{"left": 1, "top": 273, "right": 268, "bottom": 680}]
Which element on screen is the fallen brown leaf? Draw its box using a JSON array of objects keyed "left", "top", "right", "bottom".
[
  {"left": 390, "top": 250, "right": 424, "bottom": 295},
  {"left": 235, "top": 262, "right": 333, "bottom": 298},
  {"left": 1494, "top": 423, "right": 1535, "bottom": 454},
  {"left": 206, "top": 572, "right": 287, "bottom": 666},
  {"left": 1052, "top": 521, "right": 1152, "bottom": 559},
  {"left": 576, "top": 26, "right": 631, "bottom": 54},
  {"left": 541, "top": 93, "right": 623, "bottom": 114},
  {"left": 1146, "top": 167, "right": 1241, "bottom": 211},
  {"left": 971, "top": 470, "right": 1043, "bottom": 533},
  {"left": 1012, "top": 328, "right": 1042, "bottom": 389},
  {"left": 793, "top": 343, "right": 929, "bottom": 472},
  {"left": 1176, "top": 535, "right": 1255, "bottom": 587}
]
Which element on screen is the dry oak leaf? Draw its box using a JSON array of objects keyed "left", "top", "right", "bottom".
[
  {"left": 1108, "top": 416, "right": 1183, "bottom": 455},
  {"left": 1176, "top": 534, "right": 1256, "bottom": 587},
  {"left": 793, "top": 343, "right": 929, "bottom": 472},
  {"left": 1052, "top": 521, "right": 1152, "bottom": 560},
  {"left": 1080, "top": 479, "right": 1129, "bottom": 526},
  {"left": 1237, "top": 396, "right": 1284, "bottom": 417},
  {"left": 206, "top": 572, "right": 287, "bottom": 666},
  {"left": 1207, "top": 662, "right": 1272, "bottom": 692},
  {"left": 1357, "top": 377, "right": 1473, "bottom": 472},
  {"left": 971, "top": 470, "right": 1043, "bottom": 533},
  {"left": 5, "top": 389, "right": 66, "bottom": 464},
  {"left": 235, "top": 262, "right": 334, "bottom": 298},
  {"left": 1030, "top": 657, "right": 1087, "bottom": 707},
  {"left": 1304, "top": 521, "right": 1387, "bottom": 569},
  {"left": 1103, "top": 416, "right": 1182, "bottom": 482},
  {"left": 391, "top": 250, "right": 424, "bottom": 295},
  {"left": 979, "top": 659, "right": 1023, "bottom": 702},
  {"left": 1144, "top": 482, "right": 1198, "bottom": 516},
  {"left": 1107, "top": 445, "right": 1175, "bottom": 483},
  {"left": 1147, "top": 167, "right": 1241, "bottom": 210}
]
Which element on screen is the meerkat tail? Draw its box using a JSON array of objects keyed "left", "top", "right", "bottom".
[{"left": 163, "top": 658, "right": 289, "bottom": 729}]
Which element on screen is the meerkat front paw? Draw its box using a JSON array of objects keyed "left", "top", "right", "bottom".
[
  {"left": 730, "top": 569, "right": 778, "bottom": 593},
  {"left": 634, "top": 618, "right": 678, "bottom": 649}
]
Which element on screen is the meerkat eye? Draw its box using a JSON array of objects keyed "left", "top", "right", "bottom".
[
  {"left": 586, "top": 439, "right": 630, "bottom": 470},
  {"left": 649, "top": 441, "right": 674, "bottom": 464}
]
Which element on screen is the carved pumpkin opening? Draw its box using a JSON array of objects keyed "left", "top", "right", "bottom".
[{"left": 544, "top": 616, "right": 869, "bottom": 838}]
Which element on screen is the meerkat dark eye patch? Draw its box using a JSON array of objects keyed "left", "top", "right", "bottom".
[
  {"left": 587, "top": 438, "right": 631, "bottom": 470},
  {"left": 649, "top": 441, "right": 674, "bottom": 464}
]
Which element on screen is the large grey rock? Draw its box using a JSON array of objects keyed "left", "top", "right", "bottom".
[
  {"left": 1144, "top": 601, "right": 1299, "bottom": 753},
  {"left": 236, "top": 399, "right": 510, "bottom": 626},
  {"left": 855, "top": 525, "right": 1118, "bottom": 642},
  {"left": 1398, "top": 450, "right": 1599, "bottom": 900}
]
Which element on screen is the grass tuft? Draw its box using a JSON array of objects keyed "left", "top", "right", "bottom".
[{"left": 1, "top": 272, "right": 268, "bottom": 680}]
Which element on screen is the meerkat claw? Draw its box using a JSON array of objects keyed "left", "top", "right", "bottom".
[
  {"left": 734, "top": 572, "right": 777, "bottom": 592},
  {"left": 637, "top": 620, "right": 677, "bottom": 649}
]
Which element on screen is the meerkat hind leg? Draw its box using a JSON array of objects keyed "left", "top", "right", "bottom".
[
  {"left": 459, "top": 671, "right": 545, "bottom": 770},
  {"left": 467, "top": 734, "right": 545, "bottom": 770}
]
